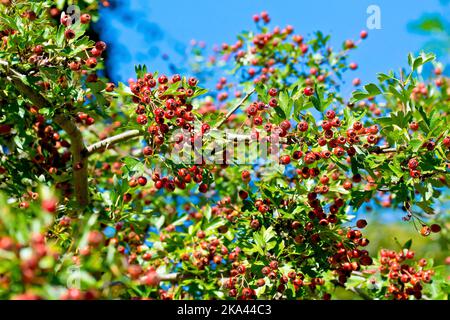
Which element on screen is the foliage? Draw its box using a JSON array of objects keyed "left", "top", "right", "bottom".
[{"left": 0, "top": 2, "right": 448, "bottom": 300}]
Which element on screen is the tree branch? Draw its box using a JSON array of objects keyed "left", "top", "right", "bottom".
[
  {"left": 214, "top": 88, "right": 255, "bottom": 129},
  {"left": 86, "top": 129, "right": 141, "bottom": 156},
  {"left": 158, "top": 273, "right": 182, "bottom": 282},
  {"left": 0, "top": 59, "right": 89, "bottom": 206}
]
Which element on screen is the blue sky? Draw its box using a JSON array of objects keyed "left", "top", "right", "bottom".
[{"left": 99, "top": 0, "right": 447, "bottom": 97}]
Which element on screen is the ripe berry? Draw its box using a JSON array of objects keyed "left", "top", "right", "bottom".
[
  {"left": 343, "top": 181, "right": 353, "bottom": 190},
  {"left": 69, "top": 61, "right": 81, "bottom": 71},
  {"left": 33, "top": 45, "right": 43, "bottom": 55},
  {"left": 253, "top": 116, "right": 263, "bottom": 126},
  {"left": 268, "top": 88, "right": 277, "bottom": 96},
  {"left": 188, "top": 77, "right": 198, "bottom": 86},
  {"left": 269, "top": 98, "right": 278, "bottom": 107},
  {"left": 280, "top": 155, "right": 291, "bottom": 165},
  {"left": 95, "top": 41, "right": 107, "bottom": 52},
  {"left": 280, "top": 120, "right": 291, "bottom": 130},
  {"left": 410, "top": 170, "right": 421, "bottom": 178},
  {"left": 80, "top": 13, "right": 91, "bottom": 24},
  {"left": 353, "top": 121, "right": 363, "bottom": 130},
  {"left": 136, "top": 114, "right": 148, "bottom": 125},
  {"left": 297, "top": 121, "right": 308, "bottom": 132},
  {"left": 158, "top": 75, "right": 168, "bottom": 84},
  {"left": 250, "top": 219, "right": 260, "bottom": 229},
  {"left": 42, "top": 198, "right": 57, "bottom": 213},
  {"left": 442, "top": 136, "right": 450, "bottom": 148},
  {"left": 408, "top": 158, "right": 419, "bottom": 170},
  {"left": 241, "top": 170, "right": 251, "bottom": 181},
  {"left": 424, "top": 140, "right": 435, "bottom": 151},
  {"left": 91, "top": 47, "right": 102, "bottom": 57},
  {"left": 137, "top": 176, "right": 147, "bottom": 186},
  {"left": 105, "top": 82, "right": 115, "bottom": 92},
  {"left": 303, "top": 87, "right": 314, "bottom": 96},
  {"left": 85, "top": 57, "right": 97, "bottom": 68},
  {"left": 356, "top": 219, "right": 367, "bottom": 229},
  {"left": 64, "top": 29, "right": 76, "bottom": 40},
  {"left": 144, "top": 271, "right": 160, "bottom": 287},
  {"left": 360, "top": 30, "right": 368, "bottom": 39},
  {"left": 238, "top": 190, "right": 248, "bottom": 200},
  {"left": 269, "top": 260, "right": 278, "bottom": 270},
  {"left": 430, "top": 224, "right": 441, "bottom": 233},
  {"left": 325, "top": 110, "right": 336, "bottom": 119},
  {"left": 19, "top": 201, "right": 29, "bottom": 209},
  {"left": 420, "top": 225, "right": 431, "bottom": 237},
  {"left": 293, "top": 150, "right": 303, "bottom": 160},
  {"left": 199, "top": 183, "right": 208, "bottom": 193},
  {"left": 409, "top": 121, "right": 419, "bottom": 131}
]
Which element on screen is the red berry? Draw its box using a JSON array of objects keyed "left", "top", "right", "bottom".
[
  {"left": 188, "top": 77, "right": 198, "bottom": 86},
  {"left": 33, "top": 45, "right": 43, "bottom": 55},
  {"left": 42, "top": 198, "right": 57, "bottom": 213},
  {"left": 360, "top": 30, "right": 368, "bottom": 39},
  {"left": 238, "top": 190, "right": 248, "bottom": 200},
  {"left": 430, "top": 224, "right": 441, "bottom": 233},
  {"left": 158, "top": 75, "right": 168, "bottom": 84},
  {"left": 420, "top": 225, "right": 431, "bottom": 236},
  {"left": 356, "top": 219, "right": 367, "bottom": 229},
  {"left": 297, "top": 121, "right": 308, "bottom": 132},
  {"left": 64, "top": 29, "right": 76, "bottom": 40},
  {"left": 85, "top": 57, "right": 97, "bottom": 68},
  {"left": 253, "top": 116, "right": 263, "bottom": 126},
  {"left": 269, "top": 98, "right": 278, "bottom": 107},
  {"left": 199, "top": 183, "right": 208, "bottom": 193},
  {"left": 137, "top": 176, "right": 147, "bottom": 186},
  {"left": 303, "top": 87, "right": 314, "bottom": 96},
  {"left": 408, "top": 158, "right": 419, "bottom": 170},
  {"left": 409, "top": 121, "right": 419, "bottom": 131},
  {"left": 280, "top": 155, "right": 291, "bottom": 165},
  {"left": 280, "top": 120, "right": 291, "bottom": 130},
  {"left": 241, "top": 170, "right": 251, "bottom": 181},
  {"left": 80, "top": 13, "right": 91, "bottom": 24},
  {"left": 325, "top": 110, "right": 336, "bottom": 119},
  {"left": 144, "top": 271, "right": 160, "bottom": 287},
  {"left": 136, "top": 114, "right": 148, "bottom": 125},
  {"left": 343, "top": 181, "right": 353, "bottom": 190},
  {"left": 349, "top": 62, "right": 358, "bottom": 70}
]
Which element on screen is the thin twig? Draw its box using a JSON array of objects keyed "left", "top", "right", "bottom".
[
  {"left": 214, "top": 88, "right": 255, "bottom": 129},
  {"left": 86, "top": 129, "right": 142, "bottom": 156}
]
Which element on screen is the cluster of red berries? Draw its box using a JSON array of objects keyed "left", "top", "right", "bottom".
[
  {"left": 153, "top": 165, "right": 209, "bottom": 193},
  {"left": 22, "top": 108, "right": 73, "bottom": 192},
  {"left": 129, "top": 73, "right": 198, "bottom": 141},
  {"left": 180, "top": 237, "right": 229, "bottom": 272},
  {"left": 411, "top": 82, "right": 429, "bottom": 100},
  {"left": 75, "top": 111, "right": 95, "bottom": 126},
  {"left": 252, "top": 11, "right": 271, "bottom": 24},
  {"left": 378, "top": 249, "right": 434, "bottom": 300},
  {"left": 68, "top": 41, "right": 107, "bottom": 72},
  {"left": 210, "top": 196, "right": 241, "bottom": 225},
  {"left": 0, "top": 232, "right": 69, "bottom": 299},
  {"left": 330, "top": 227, "right": 373, "bottom": 285}
]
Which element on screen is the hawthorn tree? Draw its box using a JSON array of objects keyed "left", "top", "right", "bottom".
[{"left": 0, "top": 1, "right": 449, "bottom": 300}]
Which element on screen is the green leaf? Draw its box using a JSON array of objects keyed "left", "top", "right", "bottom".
[
  {"left": 279, "top": 91, "right": 292, "bottom": 118},
  {"left": 364, "top": 83, "right": 382, "bottom": 96},
  {"left": 403, "top": 239, "right": 413, "bottom": 250},
  {"left": 409, "top": 139, "right": 422, "bottom": 152}
]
